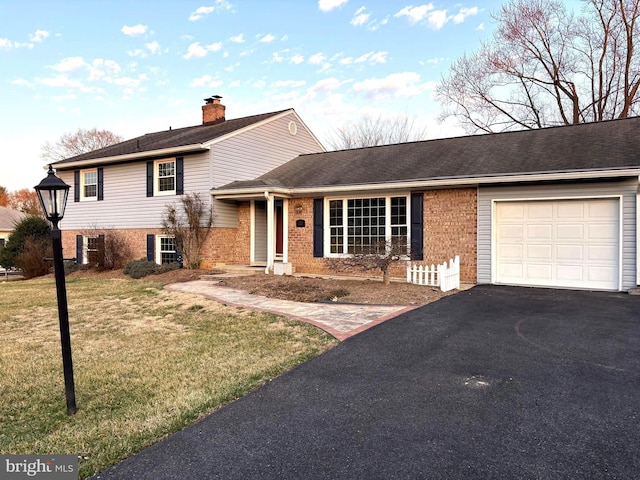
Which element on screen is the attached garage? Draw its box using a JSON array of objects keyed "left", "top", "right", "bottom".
[
  {"left": 478, "top": 181, "right": 638, "bottom": 292},
  {"left": 495, "top": 198, "right": 619, "bottom": 290}
]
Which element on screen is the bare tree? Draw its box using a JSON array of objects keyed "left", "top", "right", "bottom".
[
  {"left": 41, "top": 128, "right": 124, "bottom": 162},
  {"left": 325, "top": 237, "right": 409, "bottom": 285},
  {"left": 326, "top": 113, "right": 427, "bottom": 150},
  {"left": 437, "top": 0, "right": 640, "bottom": 133},
  {"left": 161, "top": 193, "right": 213, "bottom": 269}
]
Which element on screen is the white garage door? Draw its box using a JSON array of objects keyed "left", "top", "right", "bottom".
[{"left": 495, "top": 198, "right": 619, "bottom": 290}]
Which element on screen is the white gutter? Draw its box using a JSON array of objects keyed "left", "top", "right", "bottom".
[
  {"left": 52, "top": 144, "right": 210, "bottom": 170},
  {"left": 211, "top": 168, "right": 640, "bottom": 198}
]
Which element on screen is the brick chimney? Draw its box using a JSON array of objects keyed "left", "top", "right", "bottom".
[{"left": 202, "top": 95, "right": 226, "bottom": 125}]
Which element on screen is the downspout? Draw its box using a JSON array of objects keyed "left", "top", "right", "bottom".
[{"left": 265, "top": 191, "right": 274, "bottom": 275}]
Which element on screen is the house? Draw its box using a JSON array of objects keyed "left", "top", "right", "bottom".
[
  {"left": 212, "top": 116, "right": 640, "bottom": 292},
  {"left": 0, "top": 206, "right": 27, "bottom": 250},
  {"left": 51, "top": 97, "right": 325, "bottom": 267}
]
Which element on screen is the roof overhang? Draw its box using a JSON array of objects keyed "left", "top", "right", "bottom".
[
  {"left": 212, "top": 168, "right": 640, "bottom": 199},
  {"left": 52, "top": 144, "right": 210, "bottom": 170}
]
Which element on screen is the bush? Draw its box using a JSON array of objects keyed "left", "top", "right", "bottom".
[
  {"left": 123, "top": 258, "right": 181, "bottom": 279},
  {"left": 80, "top": 228, "right": 134, "bottom": 271},
  {"left": 0, "top": 216, "right": 51, "bottom": 271},
  {"left": 16, "top": 237, "right": 51, "bottom": 279},
  {"left": 124, "top": 259, "right": 159, "bottom": 279}
]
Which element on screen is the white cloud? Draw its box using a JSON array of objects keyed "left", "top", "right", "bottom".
[
  {"left": 395, "top": 4, "right": 477, "bottom": 30},
  {"left": 290, "top": 54, "right": 305, "bottom": 64},
  {"left": 271, "top": 80, "right": 306, "bottom": 88},
  {"left": 351, "top": 6, "right": 370, "bottom": 26},
  {"left": 29, "top": 30, "right": 50, "bottom": 43},
  {"left": 121, "top": 24, "right": 148, "bottom": 36},
  {"left": 128, "top": 48, "right": 146, "bottom": 58},
  {"left": 0, "top": 38, "right": 13, "bottom": 49},
  {"left": 145, "top": 41, "right": 161, "bottom": 54},
  {"left": 310, "top": 77, "right": 347, "bottom": 93},
  {"left": 252, "top": 79, "right": 267, "bottom": 89},
  {"left": 88, "top": 59, "right": 122, "bottom": 82},
  {"left": 452, "top": 7, "right": 478, "bottom": 24},
  {"left": 189, "top": 6, "right": 215, "bottom": 21},
  {"left": 230, "top": 34, "right": 244, "bottom": 43},
  {"left": 259, "top": 33, "right": 276, "bottom": 43},
  {"left": 51, "top": 56, "right": 86, "bottom": 73},
  {"left": 353, "top": 72, "right": 435, "bottom": 99},
  {"left": 38, "top": 74, "right": 85, "bottom": 89},
  {"left": 188, "top": 74, "right": 223, "bottom": 88},
  {"left": 395, "top": 5, "right": 433, "bottom": 24},
  {"left": 477, "top": 22, "right": 485, "bottom": 30},
  {"left": 189, "top": 1, "right": 233, "bottom": 20},
  {"left": 308, "top": 53, "right": 327, "bottom": 65},
  {"left": 355, "top": 51, "right": 388, "bottom": 64},
  {"left": 183, "top": 41, "right": 223, "bottom": 59},
  {"left": 318, "top": 0, "right": 348, "bottom": 12},
  {"left": 11, "top": 78, "right": 35, "bottom": 88},
  {"left": 272, "top": 52, "right": 284, "bottom": 62}
]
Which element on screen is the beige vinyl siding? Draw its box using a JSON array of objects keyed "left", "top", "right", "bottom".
[
  {"left": 211, "top": 112, "right": 323, "bottom": 188},
  {"left": 58, "top": 151, "right": 211, "bottom": 230},
  {"left": 477, "top": 180, "right": 637, "bottom": 291}
]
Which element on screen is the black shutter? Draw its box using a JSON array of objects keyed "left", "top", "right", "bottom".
[
  {"left": 410, "top": 192, "right": 424, "bottom": 261},
  {"left": 176, "top": 157, "right": 184, "bottom": 195},
  {"left": 313, "top": 198, "right": 324, "bottom": 258},
  {"left": 74, "top": 171, "right": 80, "bottom": 202},
  {"left": 76, "top": 235, "right": 83, "bottom": 264},
  {"left": 146, "top": 234, "right": 155, "bottom": 262},
  {"left": 97, "top": 167, "right": 104, "bottom": 201},
  {"left": 146, "top": 161, "right": 154, "bottom": 197}
]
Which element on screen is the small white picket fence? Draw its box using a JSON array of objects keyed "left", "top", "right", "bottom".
[{"left": 406, "top": 255, "right": 460, "bottom": 292}]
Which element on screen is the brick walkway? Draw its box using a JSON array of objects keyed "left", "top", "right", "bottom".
[{"left": 165, "top": 279, "right": 417, "bottom": 340}]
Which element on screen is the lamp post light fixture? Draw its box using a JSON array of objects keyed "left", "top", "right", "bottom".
[{"left": 34, "top": 165, "right": 77, "bottom": 415}]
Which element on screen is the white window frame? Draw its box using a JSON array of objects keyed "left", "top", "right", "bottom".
[
  {"left": 154, "top": 159, "right": 176, "bottom": 196},
  {"left": 156, "top": 235, "right": 177, "bottom": 264},
  {"left": 80, "top": 168, "right": 98, "bottom": 201},
  {"left": 324, "top": 194, "right": 410, "bottom": 257},
  {"left": 83, "top": 235, "right": 100, "bottom": 265}
]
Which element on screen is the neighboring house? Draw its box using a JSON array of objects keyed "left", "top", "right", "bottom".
[
  {"left": 51, "top": 96, "right": 325, "bottom": 267},
  {"left": 0, "top": 206, "right": 27, "bottom": 251},
  {"left": 213, "top": 116, "right": 640, "bottom": 292}
]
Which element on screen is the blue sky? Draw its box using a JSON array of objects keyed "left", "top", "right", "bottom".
[{"left": 2, "top": 0, "right": 519, "bottom": 191}]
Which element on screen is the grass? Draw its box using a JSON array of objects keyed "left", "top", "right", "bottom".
[{"left": 0, "top": 276, "right": 338, "bottom": 479}]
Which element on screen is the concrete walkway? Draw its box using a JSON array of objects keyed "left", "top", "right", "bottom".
[{"left": 165, "top": 279, "right": 416, "bottom": 340}]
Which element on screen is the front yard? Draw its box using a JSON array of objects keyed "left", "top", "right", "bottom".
[{"left": 0, "top": 276, "right": 337, "bottom": 479}]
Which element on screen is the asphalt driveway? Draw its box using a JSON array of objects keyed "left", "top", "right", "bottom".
[{"left": 92, "top": 285, "right": 640, "bottom": 479}]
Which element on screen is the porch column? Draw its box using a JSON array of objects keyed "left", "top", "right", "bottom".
[{"left": 265, "top": 191, "right": 274, "bottom": 274}]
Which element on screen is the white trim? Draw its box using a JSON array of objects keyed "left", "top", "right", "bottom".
[
  {"left": 282, "top": 199, "right": 289, "bottom": 263},
  {"left": 249, "top": 201, "right": 256, "bottom": 264},
  {"left": 212, "top": 168, "right": 640, "bottom": 199},
  {"left": 79, "top": 168, "right": 98, "bottom": 202},
  {"left": 322, "top": 193, "right": 410, "bottom": 258},
  {"left": 52, "top": 145, "right": 208, "bottom": 170},
  {"left": 491, "top": 195, "right": 623, "bottom": 291},
  {"left": 154, "top": 159, "right": 176, "bottom": 196},
  {"left": 155, "top": 234, "right": 176, "bottom": 265}
]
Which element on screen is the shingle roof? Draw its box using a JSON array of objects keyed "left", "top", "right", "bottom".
[
  {"left": 0, "top": 206, "right": 27, "bottom": 231},
  {"left": 54, "top": 109, "right": 290, "bottom": 164},
  {"left": 219, "top": 116, "right": 640, "bottom": 191}
]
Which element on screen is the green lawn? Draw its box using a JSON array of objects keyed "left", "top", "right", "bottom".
[{"left": 0, "top": 276, "right": 338, "bottom": 479}]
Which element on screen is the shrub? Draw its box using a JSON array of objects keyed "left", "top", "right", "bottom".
[
  {"left": 80, "top": 228, "right": 134, "bottom": 271},
  {"left": 123, "top": 259, "right": 181, "bottom": 279},
  {"left": 124, "top": 259, "right": 159, "bottom": 279},
  {"left": 0, "top": 216, "right": 51, "bottom": 271},
  {"left": 15, "top": 237, "right": 52, "bottom": 279}
]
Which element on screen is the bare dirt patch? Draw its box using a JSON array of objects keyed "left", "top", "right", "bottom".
[{"left": 67, "top": 268, "right": 453, "bottom": 306}]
